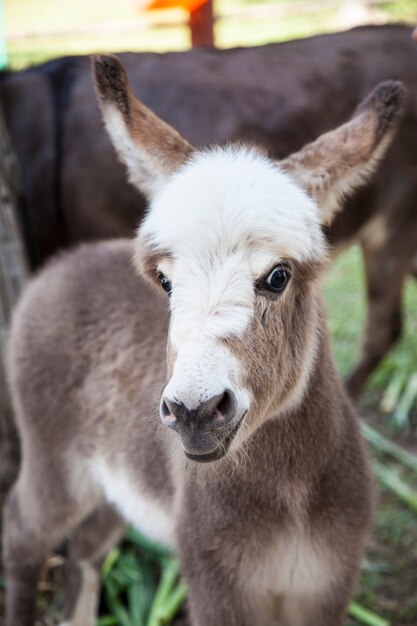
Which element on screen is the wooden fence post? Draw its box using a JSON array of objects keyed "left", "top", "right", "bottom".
[
  {"left": 0, "top": 103, "right": 27, "bottom": 515},
  {"left": 189, "top": 0, "right": 214, "bottom": 47}
]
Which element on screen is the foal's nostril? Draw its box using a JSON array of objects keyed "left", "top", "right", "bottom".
[
  {"left": 216, "top": 389, "right": 237, "bottom": 423},
  {"left": 161, "top": 399, "right": 170, "bottom": 418},
  {"left": 196, "top": 389, "right": 237, "bottom": 424},
  {"left": 160, "top": 397, "right": 179, "bottom": 425}
]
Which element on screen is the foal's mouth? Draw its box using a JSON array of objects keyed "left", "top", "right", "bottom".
[{"left": 184, "top": 412, "right": 246, "bottom": 463}]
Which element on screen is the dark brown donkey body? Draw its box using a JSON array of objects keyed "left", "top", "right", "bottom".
[
  {"left": 2, "top": 55, "right": 406, "bottom": 625},
  {"left": 2, "top": 24, "right": 417, "bottom": 395}
]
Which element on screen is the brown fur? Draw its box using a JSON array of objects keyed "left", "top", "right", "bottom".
[{"left": 3, "top": 62, "right": 405, "bottom": 626}]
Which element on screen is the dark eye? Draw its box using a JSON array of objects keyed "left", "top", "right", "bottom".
[
  {"left": 158, "top": 272, "right": 172, "bottom": 295},
  {"left": 264, "top": 265, "right": 290, "bottom": 293}
]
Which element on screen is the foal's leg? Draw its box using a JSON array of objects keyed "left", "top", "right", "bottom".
[
  {"left": 60, "top": 504, "right": 126, "bottom": 626},
  {"left": 183, "top": 569, "right": 262, "bottom": 626},
  {"left": 2, "top": 462, "right": 95, "bottom": 626},
  {"left": 179, "top": 539, "right": 263, "bottom": 626}
]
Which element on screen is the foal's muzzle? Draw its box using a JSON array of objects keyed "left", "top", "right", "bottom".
[{"left": 160, "top": 389, "right": 244, "bottom": 461}]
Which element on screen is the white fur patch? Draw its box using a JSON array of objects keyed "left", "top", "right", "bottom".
[
  {"left": 101, "top": 104, "right": 165, "bottom": 197},
  {"left": 141, "top": 146, "right": 325, "bottom": 266},
  {"left": 163, "top": 338, "right": 251, "bottom": 414},
  {"left": 248, "top": 531, "right": 337, "bottom": 600},
  {"left": 140, "top": 147, "right": 325, "bottom": 347},
  {"left": 139, "top": 147, "right": 326, "bottom": 413},
  {"left": 91, "top": 458, "right": 174, "bottom": 547}
]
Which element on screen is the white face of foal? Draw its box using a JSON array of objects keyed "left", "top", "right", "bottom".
[{"left": 139, "top": 147, "right": 326, "bottom": 429}]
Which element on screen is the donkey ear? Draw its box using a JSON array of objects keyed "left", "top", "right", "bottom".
[
  {"left": 93, "top": 54, "right": 194, "bottom": 199},
  {"left": 280, "top": 81, "right": 407, "bottom": 225}
]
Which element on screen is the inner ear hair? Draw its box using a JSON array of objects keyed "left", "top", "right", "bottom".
[
  {"left": 280, "top": 80, "right": 407, "bottom": 225},
  {"left": 92, "top": 54, "right": 195, "bottom": 198}
]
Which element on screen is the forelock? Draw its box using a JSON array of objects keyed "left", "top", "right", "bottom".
[{"left": 139, "top": 145, "right": 326, "bottom": 264}]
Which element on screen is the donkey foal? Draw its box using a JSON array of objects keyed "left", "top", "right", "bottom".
[{"left": 3, "top": 56, "right": 406, "bottom": 626}]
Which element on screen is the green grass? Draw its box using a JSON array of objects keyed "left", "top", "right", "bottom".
[
  {"left": 324, "top": 245, "right": 367, "bottom": 377},
  {"left": 99, "top": 532, "right": 186, "bottom": 626}
]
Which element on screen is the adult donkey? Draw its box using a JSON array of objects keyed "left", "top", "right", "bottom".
[
  {"left": 3, "top": 56, "right": 406, "bottom": 626},
  {"left": 1, "top": 24, "right": 417, "bottom": 396}
]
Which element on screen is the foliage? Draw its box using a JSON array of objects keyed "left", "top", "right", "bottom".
[{"left": 99, "top": 530, "right": 186, "bottom": 626}]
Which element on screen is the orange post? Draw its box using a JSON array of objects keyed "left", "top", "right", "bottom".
[
  {"left": 189, "top": 0, "right": 214, "bottom": 47},
  {"left": 144, "top": 0, "right": 214, "bottom": 47}
]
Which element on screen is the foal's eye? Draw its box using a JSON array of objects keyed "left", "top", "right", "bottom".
[
  {"left": 158, "top": 272, "right": 172, "bottom": 295},
  {"left": 264, "top": 265, "right": 290, "bottom": 293}
]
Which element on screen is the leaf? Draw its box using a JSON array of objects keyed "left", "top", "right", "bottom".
[
  {"left": 349, "top": 601, "right": 390, "bottom": 626},
  {"left": 362, "top": 423, "right": 417, "bottom": 473}
]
